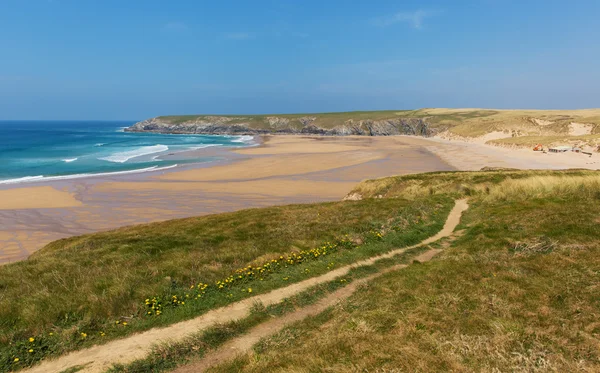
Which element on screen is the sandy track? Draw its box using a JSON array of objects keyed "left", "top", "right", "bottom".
[
  {"left": 173, "top": 249, "right": 444, "bottom": 373},
  {"left": 22, "top": 200, "right": 468, "bottom": 373}
]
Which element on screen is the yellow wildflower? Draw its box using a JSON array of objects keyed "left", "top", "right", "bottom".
[
  {"left": 248, "top": 288, "right": 252, "bottom": 293},
  {"left": 122, "top": 322, "right": 127, "bottom": 326},
  {"left": 28, "top": 337, "right": 34, "bottom": 343},
  {"left": 13, "top": 358, "right": 19, "bottom": 362},
  {"left": 28, "top": 349, "right": 33, "bottom": 353}
]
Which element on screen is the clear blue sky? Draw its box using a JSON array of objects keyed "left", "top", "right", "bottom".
[{"left": 1, "top": 0, "right": 599, "bottom": 120}]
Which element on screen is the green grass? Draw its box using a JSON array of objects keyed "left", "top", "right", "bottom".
[
  {"left": 5, "top": 169, "right": 600, "bottom": 372},
  {"left": 152, "top": 108, "right": 600, "bottom": 139},
  {"left": 0, "top": 196, "right": 453, "bottom": 372},
  {"left": 347, "top": 169, "right": 600, "bottom": 201},
  {"left": 209, "top": 174, "right": 600, "bottom": 372},
  {"left": 107, "top": 239, "right": 437, "bottom": 373},
  {"left": 58, "top": 365, "right": 89, "bottom": 373},
  {"left": 157, "top": 110, "right": 409, "bottom": 128}
]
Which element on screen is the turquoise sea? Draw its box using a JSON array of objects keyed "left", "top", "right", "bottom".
[{"left": 0, "top": 121, "right": 253, "bottom": 184}]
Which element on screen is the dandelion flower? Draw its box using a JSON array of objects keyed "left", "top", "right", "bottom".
[
  {"left": 248, "top": 288, "right": 252, "bottom": 293},
  {"left": 28, "top": 337, "right": 35, "bottom": 343},
  {"left": 28, "top": 349, "right": 33, "bottom": 353},
  {"left": 13, "top": 358, "right": 19, "bottom": 362},
  {"left": 122, "top": 322, "right": 128, "bottom": 326}
]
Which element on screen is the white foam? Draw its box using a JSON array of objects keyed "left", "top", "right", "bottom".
[
  {"left": 231, "top": 135, "right": 255, "bottom": 143},
  {"left": 187, "top": 144, "right": 223, "bottom": 150},
  {"left": 0, "top": 176, "right": 45, "bottom": 185},
  {"left": 95, "top": 143, "right": 105, "bottom": 147},
  {"left": 0, "top": 165, "right": 179, "bottom": 185},
  {"left": 99, "top": 145, "right": 169, "bottom": 163},
  {"left": 63, "top": 158, "right": 78, "bottom": 163}
]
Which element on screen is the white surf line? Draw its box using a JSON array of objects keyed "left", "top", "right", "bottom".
[
  {"left": 23, "top": 199, "right": 469, "bottom": 373},
  {"left": 0, "top": 165, "right": 178, "bottom": 185}
]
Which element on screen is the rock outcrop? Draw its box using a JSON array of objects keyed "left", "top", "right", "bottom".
[{"left": 125, "top": 116, "right": 434, "bottom": 137}]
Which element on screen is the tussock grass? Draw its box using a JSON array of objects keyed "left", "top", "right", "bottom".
[
  {"left": 158, "top": 108, "right": 600, "bottom": 139},
  {"left": 488, "top": 134, "right": 600, "bottom": 148},
  {"left": 485, "top": 175, "right": 600, "bottom": 201},
  {"left": 108, "top": 240, "right": 435, "bottom": 373},
  {"left": 211, "top": 189, "right": 600, "bottom": 372},
  {"left": 348, "top": 169, "right": 600, "bottom": 201},
  {"left": 5, "top": 169, "right": 600, "bottom": 372},
  {"left": 0, "top": 197, "right": 452, "bottom": 371}
]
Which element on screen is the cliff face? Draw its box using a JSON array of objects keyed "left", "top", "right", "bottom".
[{"left": 125, "top": 116, "right": 434, "bottom": 137}]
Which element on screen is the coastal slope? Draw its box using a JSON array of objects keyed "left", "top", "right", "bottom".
[{"left": 127, "top": 109, "right": 600, "bottom": 149}]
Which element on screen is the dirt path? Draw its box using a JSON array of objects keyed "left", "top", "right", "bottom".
[
  {"left": 174, "top": 249, "right": 445, "bottom": 373},
  {"left": 23, "top": 199, "right": 468, "bottom": 373}
]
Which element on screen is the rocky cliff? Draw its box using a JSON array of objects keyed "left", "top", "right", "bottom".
[{"left": 125, "top": 116, "right": 434, "bottom": 137}]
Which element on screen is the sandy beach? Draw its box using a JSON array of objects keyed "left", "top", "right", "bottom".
[{"left": 1, "top": 134, "right": 598, "bottom": 264}]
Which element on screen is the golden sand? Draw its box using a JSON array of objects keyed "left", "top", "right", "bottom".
[
  {"left": 3, "top": 134, "right": 597, "bottom": 264},
  {"left": 100, "top": 179, "right": 357, "bottom": 199},
  {"left": 160, "top": 151, "right": 383, "bottom": 181},
  {"left": 0, "top": 186, "right": 82, "bottom": 210}
]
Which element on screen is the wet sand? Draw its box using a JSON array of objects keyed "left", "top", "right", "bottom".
[
  {"left": 0, "top": 135, "right": 453, "bottom": 264},
  {"left": 0, "top": 186, "right": 82, "bottom": 210},
  {"left": 1, "top": 134, "right": 598, "bottom": 264}
]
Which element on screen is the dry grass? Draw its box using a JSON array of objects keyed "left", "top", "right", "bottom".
[
  {"left": 488, "top": 134, "right": 600, "bottom": 149},
  {"left": 485, "top": 175, "right": 600, "bottom": 202},
  {"left": 155, "top": 108, "right": 600, "bottom": 140},
  {"left": 210, "top": 181, "right": 600, "bottom": 373},
  {"left": 347, "top": 169, "right": 600, "bottom": 201},
  {"left": 0, "top": 196, "right": 453, "bottom": 371}
]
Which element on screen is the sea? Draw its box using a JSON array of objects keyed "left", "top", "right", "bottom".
[{"left": 0, "top": 120, "right": 254, "bottom": 185}]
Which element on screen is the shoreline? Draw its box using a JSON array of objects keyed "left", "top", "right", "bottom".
[
  {"left": 0, "top": 135, "right": 263, "bottom": 188},
  {"left": 1, "top": 134, "right": 598, "bottom": 265}
]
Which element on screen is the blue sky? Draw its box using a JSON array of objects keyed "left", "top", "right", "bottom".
[{"left": 0, "top": 0, "right": 599, "bottom": 120}]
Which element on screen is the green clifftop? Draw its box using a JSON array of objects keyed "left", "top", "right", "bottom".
[{"left": 126, "top": 108, "right": 600, "bottom": 148}]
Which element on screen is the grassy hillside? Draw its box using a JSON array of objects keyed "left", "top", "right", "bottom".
[
  {"left": 3, "top": 169, "right": 600, "bottom": 372},
  {"left": 156, "top": 108, "right": 600, "bottom": 146},
  {"left": 158, "top": 110, "right": 410, "bottom": 129},
  {"left": 208, "top": 171, "right": 600, "bottom": 372},
  {"left": 0, "top": 196, "right": 453, "bottom": 371}
]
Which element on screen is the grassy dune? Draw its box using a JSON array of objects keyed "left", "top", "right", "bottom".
[
  {"left": 209, "top": 171, "right": 600, "bottom": 372},
  {"left": 158, "top": 110, "right": 410, "bottom": 129},
  {"left": 347, "top": 168, "right": 600, "bottom": 201},
  {"left": 0, "top": 197, "right": 452, "bottom": 371},
  {"left": 3, "top": 169, "right": 600, "bottom": 372},
  {"left": 158, "top": 108, "right": 600, "bottom": 144}
]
